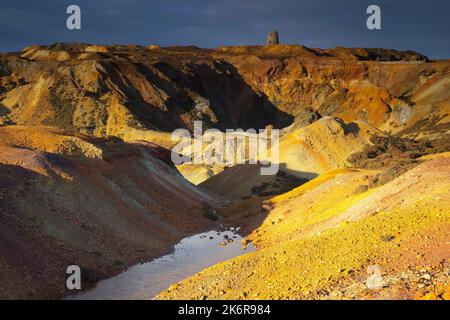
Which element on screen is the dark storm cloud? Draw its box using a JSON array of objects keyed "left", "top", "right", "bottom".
[{"left": 0, "top": 0, "right": 449, "bottom": 58}]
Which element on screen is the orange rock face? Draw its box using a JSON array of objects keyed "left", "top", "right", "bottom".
[{"left": 1, "top": 44, "right": 448, "bottom": 140}]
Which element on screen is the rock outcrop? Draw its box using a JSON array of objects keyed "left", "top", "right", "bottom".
[
  {"left": 199, "top": 117, "right": 381, "bottom": 198},
  {"left": 0, "top": 43, "right": 448, "bottom": 142}
]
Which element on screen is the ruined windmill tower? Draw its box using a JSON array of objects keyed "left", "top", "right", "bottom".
[{"left": 266, "top": 31, "right": 279, "bottom": 45}]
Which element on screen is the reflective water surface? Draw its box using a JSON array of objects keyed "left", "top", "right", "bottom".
[{"left": 66, "top": 228, "right": 255, "bottom": 300}]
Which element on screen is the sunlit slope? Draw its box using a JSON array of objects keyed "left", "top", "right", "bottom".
[
  {"left": 272, "top": 117, "right": 383, "bottom": 174},
  {"left": 1, "top": 44, "right": 449, "bottom": 140},
  {"left": 200, "top": 117, "right": 379, "bottom": 197},
  {"left": 157, "top": 157, "right": 450, "bottom": 300}
]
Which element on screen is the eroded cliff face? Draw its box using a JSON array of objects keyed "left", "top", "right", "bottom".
[
  {"left": 1, "top": 43, "right": 448, "bottom": 141},
  {"left": 217, "top": 46, "right": 449, "bottom": 140}
]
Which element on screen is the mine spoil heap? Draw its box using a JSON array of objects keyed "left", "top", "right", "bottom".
[{"left": 0, "top": 42, "right": 449, "bottom": 300}]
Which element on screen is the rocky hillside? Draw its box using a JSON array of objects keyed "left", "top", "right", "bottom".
[
  {"left": 157, "top": 156, "right": 450, "bottom": 300},
  {"left": 0, "top": 43, "right": 448, "bottom": 300},
  {"left": 1, "top": 44, "right": 448, "bottom": 141},
  {"left": 0, "top": 125, "right": 219, "bottom": 299},
  {"left": 199, "top": 117, "right": 381, "bottom": 198}
]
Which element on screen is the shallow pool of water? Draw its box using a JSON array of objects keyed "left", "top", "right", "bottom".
[{"left": 66, "top": 228, "right": 255, "bottom": 300}]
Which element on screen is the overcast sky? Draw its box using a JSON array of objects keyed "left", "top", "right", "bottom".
[{"left": 0, "top": 0, "right": 449, "bottom": 58}]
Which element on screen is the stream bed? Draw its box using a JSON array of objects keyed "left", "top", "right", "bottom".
[{"left": 66, "top": 227, "right": 255, "bottom": 300}]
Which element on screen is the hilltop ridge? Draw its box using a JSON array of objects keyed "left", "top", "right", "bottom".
[{"left": 1, "top": 43, "right": 447, "bottom": 141}]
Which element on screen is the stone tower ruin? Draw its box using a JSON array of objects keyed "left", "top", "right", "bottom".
[{"left": 266, "top": 31, "right": 279, "bottom": 45}]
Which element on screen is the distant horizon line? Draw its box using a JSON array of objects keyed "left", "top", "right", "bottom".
[{"left": 2, "top": 41, "right": 449, "bottom": 60}]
